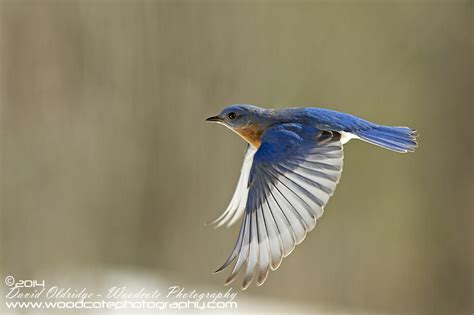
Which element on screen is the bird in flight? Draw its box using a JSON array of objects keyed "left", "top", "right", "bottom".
[{"left": 206, "top": 104, "right": 417, "bottom": 289}]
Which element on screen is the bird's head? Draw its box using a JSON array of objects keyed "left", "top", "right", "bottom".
[
  {"left": 206, "top": 104, "right": 265, "bottom": 129},
  {"left": 206, "top": 104, "right": 269, "bottom": 148}
]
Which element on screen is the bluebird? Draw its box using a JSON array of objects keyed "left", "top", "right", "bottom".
[{"left": 206, "top": 104, "right": 417, "bottom": 289}]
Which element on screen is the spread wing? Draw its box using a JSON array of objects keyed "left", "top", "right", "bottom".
[
  {"left": 208, "top": 145, "right": 257, "bottom": 228},
  {"left": 215, "top": 123, "right": 344, "bottom": 289}
]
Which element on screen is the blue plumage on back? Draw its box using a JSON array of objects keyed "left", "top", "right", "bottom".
[{"left": 272, "top": 107, "right": 418, "bottom": 153}]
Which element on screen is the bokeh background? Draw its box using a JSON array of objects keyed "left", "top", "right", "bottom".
[{"left": 0, "top": 0, "right": 472, "bottom": 314}]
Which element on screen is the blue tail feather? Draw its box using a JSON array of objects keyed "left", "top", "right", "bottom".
[{"left": 356, "top": 126, "right": 418, "bottom": 153}]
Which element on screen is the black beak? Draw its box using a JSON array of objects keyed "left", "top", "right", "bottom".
[{"left": 206, "top": 115, "right": 222, "bottom": 122}]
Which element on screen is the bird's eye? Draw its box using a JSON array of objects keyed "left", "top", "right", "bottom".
[{"left": 228, "top": 112, "right": 236, "bottom": 120}]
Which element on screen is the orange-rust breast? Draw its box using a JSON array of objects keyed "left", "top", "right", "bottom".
[{"left": 234, "top": 124, "right": 264, "bottom": 148}]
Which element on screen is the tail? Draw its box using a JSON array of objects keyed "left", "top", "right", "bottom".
[{"left": 355, "top": 125, "right": 418, "bottom": 153}]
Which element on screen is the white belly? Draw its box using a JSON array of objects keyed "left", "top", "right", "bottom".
[{"left": 339, "top": 131, "right": 359, "bottom": 144}]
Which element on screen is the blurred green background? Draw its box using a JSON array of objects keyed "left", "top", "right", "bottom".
[{"left": 0, "top": 0, "right": 472, "bottom": 314}]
